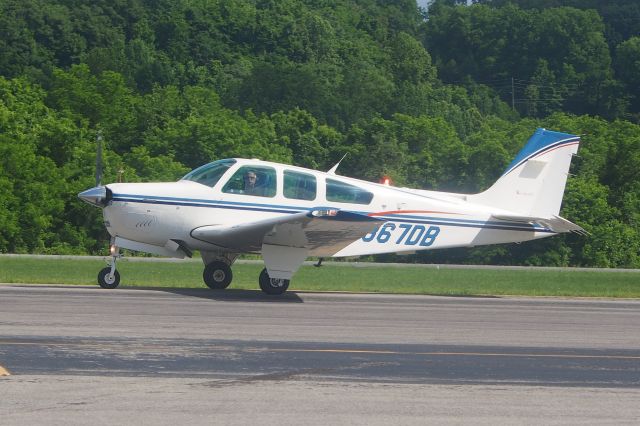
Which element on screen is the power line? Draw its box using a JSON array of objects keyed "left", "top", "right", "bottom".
[
  {"left": 514, "top": 99, "right": 565, "bottom": 103},
  {"left": 444, "top": 76, "right": 584, "bottom": 110},
  {"left": 448, "top": 76, "right": 582, "bottom": 90}
]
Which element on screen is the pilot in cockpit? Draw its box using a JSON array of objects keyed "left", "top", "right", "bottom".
[{"left": 243, "top": 170, "right": 263, "bottom": 196}]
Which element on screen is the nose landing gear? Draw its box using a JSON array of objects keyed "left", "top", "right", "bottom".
[{"left": 98, "top": 243, "right": 121, "bottom": 289}]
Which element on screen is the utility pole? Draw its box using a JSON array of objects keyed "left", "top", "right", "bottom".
[
  {"left": 95, "top": 130, "right": 103, "bottom": 187},
  {"left": 511, "top": 77, "right": 515, "bottom": 111}
]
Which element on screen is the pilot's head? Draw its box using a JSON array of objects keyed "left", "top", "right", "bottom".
[{"left": 244, "top": 171, "right": 257, "bottom": 187}]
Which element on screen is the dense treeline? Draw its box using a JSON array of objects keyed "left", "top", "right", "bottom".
[
  {"left": 0, "top": 0, "right": 638, "bottom": 267},
  {"left": 427, "top": 0, "right": 640, "bottom": 121}
]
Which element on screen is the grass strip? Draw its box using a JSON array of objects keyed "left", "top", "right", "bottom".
[{"left": 1, "top": 257, "right": 639, "bottom": 298}]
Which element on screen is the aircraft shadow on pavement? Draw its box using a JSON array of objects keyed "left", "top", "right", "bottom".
[{"left": 144, "top": 287, "right": 304, "bottom": 303}]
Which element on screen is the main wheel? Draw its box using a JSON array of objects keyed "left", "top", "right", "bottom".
[
  {"left": 259, "top": 268, "right": 290, "bottom": 295},
  {"left": 203, "top": 261, "right": 233, "bottom": 289},
  {"left": 98, "top": 267, "right": 120, "bottom": 289}
]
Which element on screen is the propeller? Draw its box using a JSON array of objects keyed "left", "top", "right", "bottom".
[{"left": 78, "top": 129, "right": 110, "bottom": 207}]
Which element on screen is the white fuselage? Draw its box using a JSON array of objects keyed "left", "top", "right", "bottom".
[{"left": 102, "top": 158, "right": 555, "bottom": 258}]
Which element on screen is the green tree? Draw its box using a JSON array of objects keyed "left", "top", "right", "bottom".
[
  {"left": 424, "top": 3, "right": 621, "bottom": 118},
  {"left": 271, "top": 108, "right": 344, "bottom": 170},
  {"left": 616, "top": 37, "right": 640, "bottom": 115}
]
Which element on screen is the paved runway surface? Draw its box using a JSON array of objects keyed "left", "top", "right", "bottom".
[{"left": 1, "top": 285, "right": 639, "bottom": 424}]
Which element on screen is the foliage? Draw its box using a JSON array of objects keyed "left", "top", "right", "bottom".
[
  {"left": 0, "top": 0, "right": 638, "bottom": 268},
  {"left": 425, "top": 2, "right": 626, "bottom": 118}
]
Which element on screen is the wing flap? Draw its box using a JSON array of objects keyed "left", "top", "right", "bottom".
[{"left": 278, "top": 210, "right": 384, "bottom": 257}]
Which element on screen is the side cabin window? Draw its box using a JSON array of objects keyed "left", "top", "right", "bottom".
[
  {"left": 326, "top": 178, "right": 373, "bottom": 205},
  {"left": 222, "top": 165, "right": 276, "bottom": 198},
  {"left": 284, "top": 170, "right": 316, "bottom": 201},
  {"left": 181, "top": 159, "right": 236, "bottom": 187}
]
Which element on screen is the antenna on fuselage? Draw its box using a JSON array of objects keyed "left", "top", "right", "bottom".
[{"left": 327, "top": 153, "right": 348, "bottom": 175}]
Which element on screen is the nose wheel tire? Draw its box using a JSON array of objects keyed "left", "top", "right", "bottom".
[
  {"left": 98, "top": 267, "right": 120, "bottom": 289},
  {"left": 203, "top": 261, "right": 233, "bottom": 289},
  {"left": 259, "top": 268, "right": 290, "bottom": 295}
]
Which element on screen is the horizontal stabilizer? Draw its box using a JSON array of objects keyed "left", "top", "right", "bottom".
[{"left": 492, "top": 214, "right": 588, "bottom": 235}]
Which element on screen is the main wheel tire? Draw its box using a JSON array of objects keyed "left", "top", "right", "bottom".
[
  {"left": 98, "top": 267, "right": 120, "bottom": 289},
  {"left": 259, "top": 268, "right": 290, "bottom": 295},
  {"left": 203, "top": 261, "right": 233, "bottom": 289}
]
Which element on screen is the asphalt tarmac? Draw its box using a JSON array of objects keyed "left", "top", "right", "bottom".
[{"left": 1, "top": 285, "right": 639, "bottom": 424}]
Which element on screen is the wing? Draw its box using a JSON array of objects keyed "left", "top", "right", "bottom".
[
  {"left": 491, "top": 214, "right": 588, "bottom": 235},
  {"left": 191, "top": 209, "right": 384, "bottom": 256}
]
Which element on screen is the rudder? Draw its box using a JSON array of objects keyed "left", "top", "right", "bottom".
[{"left": 468, "top": 128, "right": 580, "bottom": 217}]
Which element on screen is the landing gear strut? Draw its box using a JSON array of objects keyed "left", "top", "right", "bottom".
[
  {"left": 98, "top": 244, "right": 121, "bottom": 289},
  {"left": 259, "top": 268, "right": 290, "bottom": 295}
]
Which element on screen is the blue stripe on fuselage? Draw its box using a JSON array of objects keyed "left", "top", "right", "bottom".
[{"left": 111, "top": 193, "right": 554, "bottom": 233}]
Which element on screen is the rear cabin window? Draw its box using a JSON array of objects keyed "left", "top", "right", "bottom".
[
  {"left": 326, "top": 178, "right": 373, "bottom": 205},
  {"left": 284, "top": 170, "right": 316, "bottom": 201},
  {"left": 181, "top": 159, "right": 236, "bottom": 187},
  {"left": 222, "top": 165, "right": 277, "bottom": 198}
]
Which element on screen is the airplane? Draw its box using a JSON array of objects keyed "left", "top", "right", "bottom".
[{"left": 78, "top": 128, "right": 585, "bottom": 295}]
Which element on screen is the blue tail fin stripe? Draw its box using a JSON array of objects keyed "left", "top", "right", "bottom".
[{"left": 502, "top": 128, "right": 579, "bottom": 176}]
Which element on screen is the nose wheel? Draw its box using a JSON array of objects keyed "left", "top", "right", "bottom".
[
  {"left": 98, "top": 267, "right": 120, "bottom": 289},
  {"left": 97, "top": 243, "right": 121, "bottom": 289}
]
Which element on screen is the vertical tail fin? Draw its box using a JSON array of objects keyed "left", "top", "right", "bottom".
[{"left": 468, "top": 128, "right": 580, "bottom": 217}]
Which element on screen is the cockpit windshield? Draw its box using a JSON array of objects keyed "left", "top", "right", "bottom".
[{"left": 180, "top": 159, "right": 236, "bottom": 187}]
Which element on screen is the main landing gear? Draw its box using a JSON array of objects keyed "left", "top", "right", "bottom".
[
  {"left": 98, "top": 243, "right": 121, "bottom": 289},
  {"left": 259, "top": 268, "right": 290, "bottom": 295},
  {"left": 201, "top": 263, "right": 289, "bottom": 295},
  {"left": 94, "top": 247, "right": 292, "bottom": 295},
  {"left": 200, "top": 253, "right": 290, "bottom": 295},
  {"left": 202, "top": 261, "right": 233, "bottom": 289}
]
